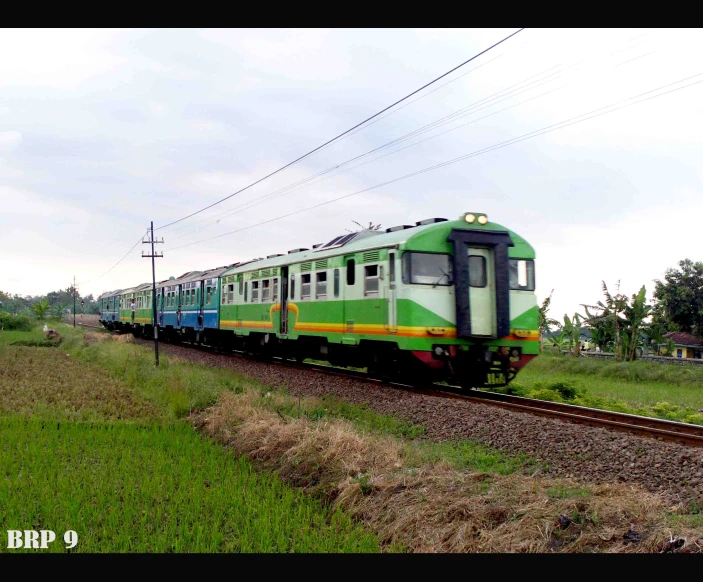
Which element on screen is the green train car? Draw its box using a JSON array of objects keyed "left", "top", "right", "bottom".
[{"left": 100, "top": 211, "right": 539, "bottom": 388}]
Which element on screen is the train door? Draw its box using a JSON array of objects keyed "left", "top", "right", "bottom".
[
  {"left": 198, "top": 280, "right": 205, "bottom": 329},
  {"left": 384, "top": 252, "right": 398, "bottom": 333},
  {"left": 280, "top": 266, "right": 289, "bottom": 335},
  {"left": 343, "top": 256, "right": 356, "bottom": 334},
  {"left": 176, "top": 285, "right": 182, "bottom": 329},
  {"left": 467, "top": 247, "right": 496, "bottom": 337}
]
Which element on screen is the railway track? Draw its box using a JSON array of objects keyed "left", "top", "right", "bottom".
[{"left": 82, "top": 323, "right": 703, "bottom": 448}]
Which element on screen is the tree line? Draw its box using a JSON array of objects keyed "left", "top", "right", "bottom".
[
  {"left": 0, "top": 286, "right": 100, "bottom": 319},
  {"left": 539, "top": 258, "right": 703, "bottom": 361}
]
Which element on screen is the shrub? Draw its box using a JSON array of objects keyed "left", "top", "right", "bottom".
[
  {"left": 0, "top": 311, "right": 33, "bottom": 331},
  {"left": 546, "top": 381, "right": 582, "bottom": 400}
]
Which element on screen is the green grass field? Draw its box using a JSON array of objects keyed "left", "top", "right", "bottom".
[
  {"left": 0, "top": 327, "right": 50, "bottom": 347},
  {"left": 0, "top": 416, "right": 378, "bottom": 552},
  {"left": 512, "top": 352, "right": 703, "bottom": 424},
  {"left": 0, "top": 328, "right": 382, "bottom": 553}
]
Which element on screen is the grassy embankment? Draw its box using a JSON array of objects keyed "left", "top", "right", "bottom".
[
  {"left": 492, "top": 352, "right": 703, "bottom": 425},
  {"left": 3, "top": 324, "right": 703, "bottom": 552}
]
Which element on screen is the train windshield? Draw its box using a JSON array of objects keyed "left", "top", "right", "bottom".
[
  {"left": 509, "top": 259, "right": 535, "bottom": 291},
  {"left": 402, "top": 252, "right": 453, "bottom": 286}
]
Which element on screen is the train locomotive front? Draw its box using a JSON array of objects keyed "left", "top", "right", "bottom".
[{"left": 394, "top": 211, "right": 539, "bottom": 388}]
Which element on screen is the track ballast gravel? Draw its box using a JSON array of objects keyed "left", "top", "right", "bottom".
[{"left": 140, "top": 340, "right": 703, "bottom": 505}]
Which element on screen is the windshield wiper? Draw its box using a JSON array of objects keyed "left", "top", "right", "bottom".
[{"left": 432, "top": 268, "right": 450, "bottom": 288}]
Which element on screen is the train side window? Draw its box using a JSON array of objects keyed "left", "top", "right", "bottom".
[
  {"left": 262, "top": 279, "right": 270, "bottom": 302},
  {"left": 334, "top": 269, "right": 340, "bottom": 298},
  {"left": 364, "top": 265, "right": 380, "bottom": 297},
  {"left": 206, "top": 287, "right": 212, "bottom": 305},
  {"left": 347, "top": 259, "right": 355, "bottom": 285},
  {"left": 301, "top": 274, "right": 311, "bottom": 300},
  {"left": 273, "top": 278, "right": 279, "bottom": 302},
  {"left": 389, "top": 253, "right": 396, "bottom": 284},
  {"left": 251, "top": 281, "right": 259, "bottom": 302},
  {"left": 227, "top": 284, "right": 235, "bottom": 304},
  {"left": 244, "top": 282, "right": 248, "bottom": 303},
  {"left": 290, "top": 274, "right": 295, "bottom": 300},
  {"left": 239, "top": 277, "right": 243, "bottom": 296},
  {"left": 316, "top": 272, "right": 327, "bottom": 300},
  {"left": 509, "top": 259, "right": 536, "bottom": 291},
  {"left": 469, "top": 255, "right": 487, "bottom": 288}
]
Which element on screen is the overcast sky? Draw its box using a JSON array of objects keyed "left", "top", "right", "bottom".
[{"left": 2, "top": 28, "right": 702, "bottom": 319}]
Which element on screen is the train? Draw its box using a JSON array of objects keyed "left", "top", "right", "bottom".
[{"left": 98, "top": 211, "right": 539, "bottom": 388}]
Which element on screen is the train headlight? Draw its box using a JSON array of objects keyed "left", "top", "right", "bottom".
[
  {"left": 477, "top": 215, "right": 488, "bottom": 225},
  {"left": 465, "top": 213, "right": 476, "bottom": 224}
]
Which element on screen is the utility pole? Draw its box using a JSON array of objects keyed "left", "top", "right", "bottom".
[
  {"left": 73, "top": 275, "right": 76, "bottom": 328},
  {"left": 142, "top": 222, "right": 163, "bottom": 366}
]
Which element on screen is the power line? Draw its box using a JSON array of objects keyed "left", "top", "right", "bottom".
[
  {"left": 168, "top": 44, "right": 658, "bottom": 243},
  {"left": 94, "top": 231, "right": 148, "bottom": 280},
  {"left": 156, "top": 28, "right": 524, "bottom": 231},
  {"left": 168, "top": 71, "right": 703, "bottom": 252},
  {"left": 169, "top": 63, "right": 569, "bottom": 241}
]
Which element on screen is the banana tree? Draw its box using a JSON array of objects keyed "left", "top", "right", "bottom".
[
  {"left": 622, "top": 285, "right": 653, "bottom": 361},
  {"left": 582, "top": 281, "right": 654, "bottom": 362},
  {"left": 538, "top": 290, "right": 560, "bottom": 353},
  {"left": 32, "top": 298, "right": 49, "bottom": 320},
  {"left": 560, "top": 313, "right": 583, "bottom": 356}
]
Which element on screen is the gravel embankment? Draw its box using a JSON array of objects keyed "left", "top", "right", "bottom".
[{"left": 138, "top": 340, "right": 703, "bottom": 505}]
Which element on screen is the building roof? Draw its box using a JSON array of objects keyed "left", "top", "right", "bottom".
[{"left": 663, "top": 331, "right": 703, "bottom": 346}]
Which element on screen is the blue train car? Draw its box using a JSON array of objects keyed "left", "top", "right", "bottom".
[
  {"left": 155, "top": 266, "right": 233, "bottom": 343},
  {"left": 98, "top": 289, "right": 122, "bottom": 329}
]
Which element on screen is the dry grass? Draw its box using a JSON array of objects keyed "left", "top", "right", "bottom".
[
  {"left": 83, "top": 331, "right": 112, "bottom": 346},
  {"left": 0, "top": 347, "right": 159, "bottom": 421},
  {"left": 195, "top": 391, "right": 703, "bottom": 553}
]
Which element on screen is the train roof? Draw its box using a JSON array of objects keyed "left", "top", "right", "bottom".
[
  {"left": 221, "top": 214, "right": 535, "bottom": 276},
  {"left": 221, "top": 217, "right": 459, "bottom": 275},
  {"left": 102, "top": 212, "right": 535, "bottom": 292},
  {"left": 156, "top": 265, "right": 235, "bottom": 289},
  {"left": 98, "top": 289, "right": 123, "bottom": 299}
]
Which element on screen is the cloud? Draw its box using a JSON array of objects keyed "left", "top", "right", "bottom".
[
  {"left": 0, "top": 131, "right": 22, "bottom": 151},
  {"left": 0, "top": 29, "right": 128, "bottom": 90}
]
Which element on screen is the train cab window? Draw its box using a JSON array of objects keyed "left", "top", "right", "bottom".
[
  {"left": 402, "top": 252, "right": 453, "bottom": 286},
  {"left": 316, "top": 272, "right": 327, "bottom": 300},
  {"left": 334, "top": 269, "right": 340, "bottom": 298},
  {"left": 509, "top": 259, "right": 536, "bottom": 291},
  {"left": 290, "top": 274, "right": 295, "bottom": 300},
  {"left": 364, "top": 265, "right": 380, "bottom": 297},
  {"left": 347, "top": 259, "right": 355, "bottom": 285},
  {"left": 272, "top": 278, "right": 279, "bottom": 302},
  {"left": 262, "top": 279, "right": 270, "bottom": 302},
  {"left": 468, "top": 255, "right": 487, "bottom": 288},
  {"left": 301, "top": 274, "right": 311, "bottom": 300},
  {"left": 251, "top": 281, "right": 259, "bottom": 303}
]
